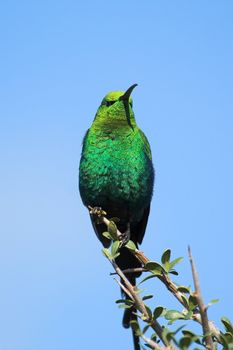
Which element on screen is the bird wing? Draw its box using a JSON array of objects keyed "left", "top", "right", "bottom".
[{"left": 135, "top": 204, "right": 151, "bottom": 245}]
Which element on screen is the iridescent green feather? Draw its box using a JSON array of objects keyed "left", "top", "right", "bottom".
[{"left": 79, "top": 90, "right": 154, "bottom": 224}]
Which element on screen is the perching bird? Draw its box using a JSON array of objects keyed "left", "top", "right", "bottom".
[{"left": 79, "top": 84, "right": 154, "bottom": 350}]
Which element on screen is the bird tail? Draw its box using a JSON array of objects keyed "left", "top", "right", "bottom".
[
  {"left": 132, "top": 332, "right": 141, "bottom": 350},
  {"left": 123, "top": 298, "right": 141, "bottom": 349},
  {"left": 131, "top": 314, "right": 141, "bottom": 350},
  {"left": 122, "top": 280, "right": 141, "bottom": 350}
]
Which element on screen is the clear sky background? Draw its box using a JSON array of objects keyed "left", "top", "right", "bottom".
[{"left": 1, "top": 1, "right": 233, "bottom": 349}]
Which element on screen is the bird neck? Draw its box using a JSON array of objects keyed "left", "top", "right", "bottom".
[{"left": 93, "top": 107, "right": 137, "bottom": 130}]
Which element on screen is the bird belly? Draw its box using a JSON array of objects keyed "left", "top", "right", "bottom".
[{"left": 79, "top": 137, "right": 153, "bottom": 222}]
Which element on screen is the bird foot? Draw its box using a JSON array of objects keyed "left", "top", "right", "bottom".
[
  {"left": 88, "top": 206, "right": 107, "bottom": 224},
  {"left": 88, "top": 206, "right": 106, "bottom": 217},
  {"left": 119, "top": 223, "right": 131, "bottom": 245}
]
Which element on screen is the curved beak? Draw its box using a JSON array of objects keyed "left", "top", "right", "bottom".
[{"left": 119, "top": 83, "right": 138, "bottom": 101}]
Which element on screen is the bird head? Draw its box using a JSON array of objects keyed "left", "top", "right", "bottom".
[{"left": 94, "top": 84, "right": 138, "bottom": 128}]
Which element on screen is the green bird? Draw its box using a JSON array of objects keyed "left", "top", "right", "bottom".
[{"left": 79, "top": 84, "right": 154, "bottom": 350}]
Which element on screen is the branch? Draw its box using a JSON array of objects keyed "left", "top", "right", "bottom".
[
  {"left": 141, "top": 333, "right": 168, "bottom": 350},
  {"left": 114, "top": 278, "right": 134, "bottom": 300},
  {"left": 188, "top": 246, "right": 214, "bottom": 350},
  {"left": 90, "top": 207, "right": 222, "bottom": 346},
  {"left": 109, "top": 257, "right": 171, "bottom": 348},
  {"left": 134, "top": 248, "right": 221, "bottom": 343}
]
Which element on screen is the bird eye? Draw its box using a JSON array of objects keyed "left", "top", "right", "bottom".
[{"left": 105, "top": 100, "right": 116, "bottom": 107}]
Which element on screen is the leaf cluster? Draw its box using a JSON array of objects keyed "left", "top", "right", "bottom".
[{"left": 101, "top": 219, "right": 233, "bottom": 350}]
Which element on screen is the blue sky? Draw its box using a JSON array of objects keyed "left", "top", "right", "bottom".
[{"left": 1, "top": 1, "right": 233, "bottom": 349}]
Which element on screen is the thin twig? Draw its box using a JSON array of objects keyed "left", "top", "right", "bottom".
[
  {"left": 109, "top": 258, "right": 170, "bottom": 347},
  {"left": 114, "top": 271, "right": 171, "bottom": 350},
  {"left": 141, "top": 333, "right": 166, "bottom": 350},
  {"left": 114, "top": 278, "right": 134, "bottom": 300},
  {"left": 188, "top": 246, "right": 214, "bottom": 350},
  {"left": 110, "top": 267, "right": 146, "bottom": 275}
]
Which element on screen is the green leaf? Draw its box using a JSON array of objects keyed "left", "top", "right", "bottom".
[
  {"left": 225, "top": 332, "right": 233, "bottom": 343},
  {"left": 161, "top": 249, "right": 171, "bottom": 264},
  {"left": 132, "top": 312, "right": 142, "bottom": 319},
  {"left": 162, "top": 327, "right": 176, "bottom": 342},
  {"left": 188, "top": 294, "right": 198, "bottom": 311},
  {"left": 163, "top": 262, "right": 171, "bottom": 273},
  {"left": 169, "top": 257, "right": 183, "bottom": 269},
  {"left": 125, "top": 240, "right": 137, "bottom": 252},
  {"left": 161, "top": 250, "right": 171, "bottom": 272},
  {"left": 102, "top": 231, "right": 112, "bottom": 240},
  {"left": 162, "top": 325, "right": 185, "bottom": 345},
  {"left": 221, "top": 317, "right": 233, "bottom": 335},
  {"left": 177, "top": 286, "right": 190, "bottom": 294},
  {"left": 143, "top": 305, "right": 152, "bottom": 320},
  {"left": 173, "top": 324, "right": 186, "bottom": 335},
  {"left": 169, "top": 269, "right": 179, "bottom": 275},
  {"left": 165, "top": 310, "right": 185, "bottom": 321},
  {"left": 142, "top": 294, "right": 153, "bottom": 301},
  {"left": 135, "top": 288, "right": 145, "bottom": 295},
  {"left": 220, "top": 332, "right": 231, "bottom": 348},
  {"left": 179, "top": 335, "right": 193, "bottom": 349},
  {"left": 102, "top": 248, "right": 112, "bottom": 260},
  {"left": 134, "top": 287, "right": 145, "bottom": 294},
  {"left": 183, "top": 310, "right": 193, "bottom": 320},
  {"left": 108, "top": 221, "right": 118, "bottom": 240},
  {"left": 153, "top": 306, "right": 164, "bottom": 319},
  {"left": 145, "top": 261, "right": 164, "bottom": 275},
  {"left": 111, "top": 240, "right": 120, "bottom": 257},
  {"left": 118, "top": 304, "right": 132, "bottom": 309},
  {"left": 142, "top": 325, "right": 150, "bottom": 334},
  {"left": 115, "top": 298, "right": 133, "bottom": 305},
  {"left": 143, "top": 344, "right": 154, "bottom": 349},
  {"left": 182, "top": 330, "right": 196, "bottom": 337},
  {"left": 138, "top": 274, "right": 157, "bottom": 285},
  {"left": 150, "top": 333, "right": 157, "bottom": 341},
  {"left": 182, "top": 330, "right": 201, "bottom": 344},
  {"left": 207, "top": 299, "right": 219, "bottom": 308},
  {"left": 181, "top": 295, "right": 189, "bottom": 309}
]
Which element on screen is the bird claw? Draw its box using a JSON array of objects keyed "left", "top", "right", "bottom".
[
  {"left": 88, "top": 206, "right": 106, "bottom": 217},
  {"left": 88, "top": 206, "right": 107, "bottom": 224},
  {"left": 119, "top": 224, "right": 131, "bottom": 245},
  {"left": 119, "top": 233, "right": 130, "bottom": 245}
]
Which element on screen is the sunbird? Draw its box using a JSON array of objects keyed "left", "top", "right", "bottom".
[{"left": 79, "top": 84, "right": 154, "bottom": 350}]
